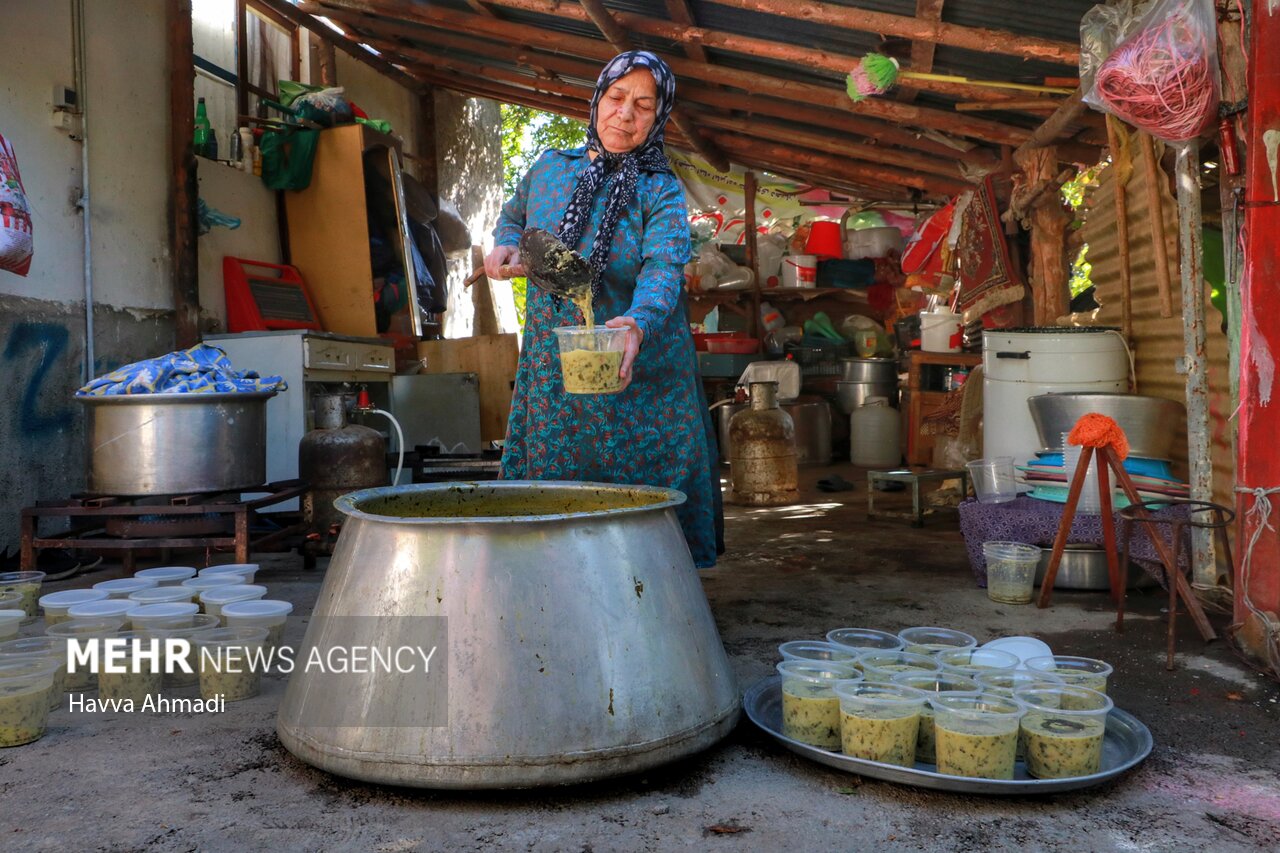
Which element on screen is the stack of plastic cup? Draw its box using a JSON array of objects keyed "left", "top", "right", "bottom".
[{"left": 1062, "top": 432, "right": 1102, "bottom": 515}]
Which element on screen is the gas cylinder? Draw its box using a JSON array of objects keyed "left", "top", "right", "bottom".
[
  {"left": 299, "top": 394, "right": 387, "bottom": 533},
  {"left": 727, "top": 381, "right": 799, "bottom": 506}
]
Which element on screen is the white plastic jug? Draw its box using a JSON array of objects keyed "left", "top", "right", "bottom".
[
  {"left": 851, "top": 397, "right": 901, "bottom": 467},
  {"left": 757, "top": 234, "right": 786, "bottom": 288},
  {"left": 920, "top": 310, "right": 963, "bottom": 353}
]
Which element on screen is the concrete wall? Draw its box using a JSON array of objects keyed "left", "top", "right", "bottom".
[{"left": 0, "top": 0, "right": 174, "bottom": 553}]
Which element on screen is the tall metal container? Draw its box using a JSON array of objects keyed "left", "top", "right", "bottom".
[
  {"left": 727, "top": 381, "right": 799, "bottom": 506},
  {"left": 276, "top": 481, "right": 740, "bottom": 788},
  {"left": 298, "top": 394, "right": 386, "bottom": 532}
]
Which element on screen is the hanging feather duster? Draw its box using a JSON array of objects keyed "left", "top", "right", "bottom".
[{"left": 846, "top": 54, "right": 900, "bottom": 102}]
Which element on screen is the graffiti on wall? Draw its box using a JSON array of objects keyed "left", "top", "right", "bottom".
[{"left": 3, "top": 321, "right": 74, "bottom": 437}]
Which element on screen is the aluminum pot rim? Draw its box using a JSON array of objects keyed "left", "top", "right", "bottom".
[
  {"left": 335, "top": 480, "right": 688, "bottom": 526},
  {"left": 75, "top": 390, "right": 278, "bottom": 404}
]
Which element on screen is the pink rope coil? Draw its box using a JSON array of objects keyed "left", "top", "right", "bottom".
[{"left": 1095, "top": 11, "right": 1217, "bottom": 142}]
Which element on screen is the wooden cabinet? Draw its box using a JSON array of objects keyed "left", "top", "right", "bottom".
[
  {"left": 903, "top": 351, "right": 981, "bottom": 467},
  {"left": 283, "top": 124, "right": 422, "bottom": 340}
]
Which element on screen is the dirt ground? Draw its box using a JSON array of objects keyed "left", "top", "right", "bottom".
[{"left": 3, "top": 465, "right": 1278, "bottom": 852}]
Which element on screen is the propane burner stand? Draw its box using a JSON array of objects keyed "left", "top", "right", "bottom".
[{"left": 20, "top": 480, "right": 308, "bottom": 572}]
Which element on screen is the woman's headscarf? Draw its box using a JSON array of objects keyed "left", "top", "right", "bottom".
[{"left": 556, "top": 51, "right": 677, "bottom": 296}]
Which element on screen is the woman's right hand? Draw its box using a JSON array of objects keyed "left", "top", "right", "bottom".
[{"left": 484, "top": 245, "right": 525, "bottom": 280}]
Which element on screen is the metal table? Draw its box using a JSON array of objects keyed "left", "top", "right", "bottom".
[{"left": 867, "top": 468, "right": 968, "bottom": 527}]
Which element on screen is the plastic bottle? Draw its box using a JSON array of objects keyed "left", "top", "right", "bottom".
[
  {"left": 759, "top": 301, "right": 785, "bottom": 334},
  {"left": 205, "top": 128, "right": 219, "bottom": 161},
  {"left": 194, "top": 97, "right": 211, "bottom": 156},
  {"left": 238, "top": 128, "right": 254, "bottom": 170}
]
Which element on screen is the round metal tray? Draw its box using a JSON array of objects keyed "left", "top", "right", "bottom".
[{"left": 744, "top": 676, "right": 1152, "bottom": 795}]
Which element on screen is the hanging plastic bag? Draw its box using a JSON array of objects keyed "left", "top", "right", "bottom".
[
  {"left": 1079, "top": 1, "right": 1151, "bottom": 102},
  {"left": 1085, "top": 0, "right": 1220, "bottom": 143},
  {"left": 0, "top": 133, "right": 34, "bottom": 277}
]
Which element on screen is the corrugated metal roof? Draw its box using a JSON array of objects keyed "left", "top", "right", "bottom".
[
  {"left": 310, "top": 0, "right": 1098, "bottom": 197},
  {"left": 1082, "top": 159, "right": 1235, "bottom": 512}
]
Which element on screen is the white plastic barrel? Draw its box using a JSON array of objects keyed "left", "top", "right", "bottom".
[{"left": 851, "top": 397, "right": 901, "bottom": 467}]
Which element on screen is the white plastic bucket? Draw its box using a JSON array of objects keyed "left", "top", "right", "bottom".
[
  {"left": 781, "top": 255, "right": 817, "bottom": 289},
  {"left": 920, "top": 311, "right": 963, "bottom": 353}
]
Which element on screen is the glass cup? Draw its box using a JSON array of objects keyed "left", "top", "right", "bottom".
[
  {"left": 896, "top": 627, "right": 978, "bottom": 656},
  {"left": 931, "top": 693, "right": 1026, "bottom": 780},
  {"left": 776, "top": 660, "right": 861, "bottom": 750},
  {"left": 890, "top": 671, "right": 981, "bottom": 764},
  {"left": 1015, "top": 684, "right": 1113, "bottom": 779},
  {"left": 552, "top": 326, "right": 629, "bottom": 395},
  {"left": 833, "top": 681, "right": 927, "bottom": 767}
]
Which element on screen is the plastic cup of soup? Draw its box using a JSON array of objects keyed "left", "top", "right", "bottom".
[
  {"left": 778, "top": 640, "right": 859, "bottom": 665},
  {"left": 127, "top": 602, "right": 201, "bottom": 631},
  {"left": 182, "top": 576, "right": 243, "bottom": 604},
  {"left": 127, "top": 586, "right": 198, "bottom": 606},
  {"left": 776, "top": 660, "right": 861, "bottom": 750},
  {"left": 39, "top": 589, "right": 109, "bottom": 627},
  {"left": 0, "top": 658, "right": 62, "bottom": 747},
  {"left": 0, "top": 637, "right": 68, "bottom": 710},
  {"left": 552, "top": 326, "right": 629, "bottom": 395},
  {"left": 134, "top": 566, "right": 197, "bottom": 586},
  {"left": 896, "top": 626, "right": 977, "bottom": 656},
  {"left": 890, "top": 672, "right": 981, "bottom": 764},
  {"left": 1015, "top": 684, "right": 1114, "bottom": 779},
  {"left": 45, "top": 618, "right": 125, "bottom": 690},
  {"left": 0, "top": 611, "right": 24, "bottom": 642},
  {"left": 67, "top": 599, "right": 138, "bottom": 629},
  {"left": 220, "top": 600, "right": 293, "bottom": 650},
  {"left": 936, "top": 647, "right": 1021, "bottom": 679},
  {"left": 92, "top": 577, "right": 159, "bottom": 599},
  {"left": 198, "top": 564, "right": 260, "bottom": 584},
  {"left": 975, "top": 669, "right": 1064, "bottom": 761},
  {"left": 857, "top": 650, "right": 941, "bottom": 682},
  {"left": 826, "top": 628, "right": 905, "bottom": 655},
  {"left": 193, "top": 627, "right": 270, "bottom": 701},
  {"left": 833, "top": 681, "right": 927, "bottom": 767},
  {"left": 146, "top": 614, "right": 221, "bottom": 687},
  {"left": 199, "top": 585, "right": 268, "bottom": 624},
  {"left": 0, "top": 591, "right": 25, "bottom": 611},
  {"left": 97, "top": 630, "right": 163, "bottom": 706},
  {"left": 1024, "top": 655, "right": 1113, "bottom": 697},
  {"left": 930, "top": 693, "right": 1025, "bottom": 780},
  {"left": 0, "top": 571, "right": 46, "bottom": 624}
]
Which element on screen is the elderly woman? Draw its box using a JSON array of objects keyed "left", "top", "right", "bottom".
[{"left": 485, "top": 51, "right": 722, "bottom": 568}]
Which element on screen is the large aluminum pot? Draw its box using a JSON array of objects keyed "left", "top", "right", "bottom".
[
  {"left": 1027, "top": 393, "right": 1184, "bottom": 458},
  {"left": 838, "top": 357, "right": 897, "bottom": 383},
  {"left": 836, "top": 380, "right": 898, "bottom": 415},
  {"left": 78, "top": 391, "right": 274, "bottom": 495},
  {"left": 717, "top": 401, "right": 831, "bottom": 465},
  {"left": 276, "top": 481, "right": 740, "bottom": 789}
]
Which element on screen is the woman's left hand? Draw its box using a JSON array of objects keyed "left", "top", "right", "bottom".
[{"left": 605, "top": 316, "right": 644, "bottom": 392}]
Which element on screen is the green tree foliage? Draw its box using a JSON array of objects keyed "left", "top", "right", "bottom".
[
  {"left": 501, "top": 105, "right": 587, "bottom": 328},
  {"left": 1061, "top": 160, "right": 1109, "bottom": 299}
]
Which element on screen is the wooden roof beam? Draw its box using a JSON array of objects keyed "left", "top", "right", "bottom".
[
  {"left": 705, "top": 0, "right": 1078, "bottom": 65},
  {"left": 663, "top": 0, "right": 710, "bottom": 63},
  {"left": 309, "top": 0, "right": 1031, "bottom": 146},
  {"left": 1015, "top": 89, "right": 1088, "bottom": 157},
  {"left": 482, "top": 0, "right": 1041, "bottom": 104},
  {"left": 307, "top": 2, "right": 1001, "bottom": 162},
  {"left": 252, "top": 0, "right": 425, "bottom": 92},
  {"left": 897, "top": 0, "right": 945, "bottom": 102},
  {"left": 576, "top": 0, "right": 729, "bottom": 172}
]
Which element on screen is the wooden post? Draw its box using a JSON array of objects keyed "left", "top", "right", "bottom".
[
  {"left": 1012, "top": 146, "right": 1070, "bottom": 325},
  {"left": 168, "top": 0, "right": 200, "bottom": 348},
  {"left": 235, "top": 0, "right": 249, "bottom": 121},
  {"left": 1104, "top": 116, "right": 1134, "bottom": 340},
  {"left": 315, "top": 31, "right": 337, "bottom": 86}
]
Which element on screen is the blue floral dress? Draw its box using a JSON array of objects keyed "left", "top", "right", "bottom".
[{"left": 494, "top": 146, "right": 723, "bottom": 567}]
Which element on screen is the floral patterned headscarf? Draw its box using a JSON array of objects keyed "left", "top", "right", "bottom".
[{"left": 556, "top": 51, "right": 677, "bottom": 295}]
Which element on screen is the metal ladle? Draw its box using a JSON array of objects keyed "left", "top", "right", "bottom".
[{"left": 518, "top": 228, "right": 593, "bottom": 301}]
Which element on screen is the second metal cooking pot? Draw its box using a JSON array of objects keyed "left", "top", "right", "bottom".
[
  {"left": 1027, "top": 393, "right": 1184, "bottom": 458},
  {"left": 838, "top": 357, "right": 898, "bottom": 383},
  {"left": 277, "top": 481, "right": 740, "bottom": 789},
  {"left": 77, "top": 391, "right": 275, "bottom": 495}
]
